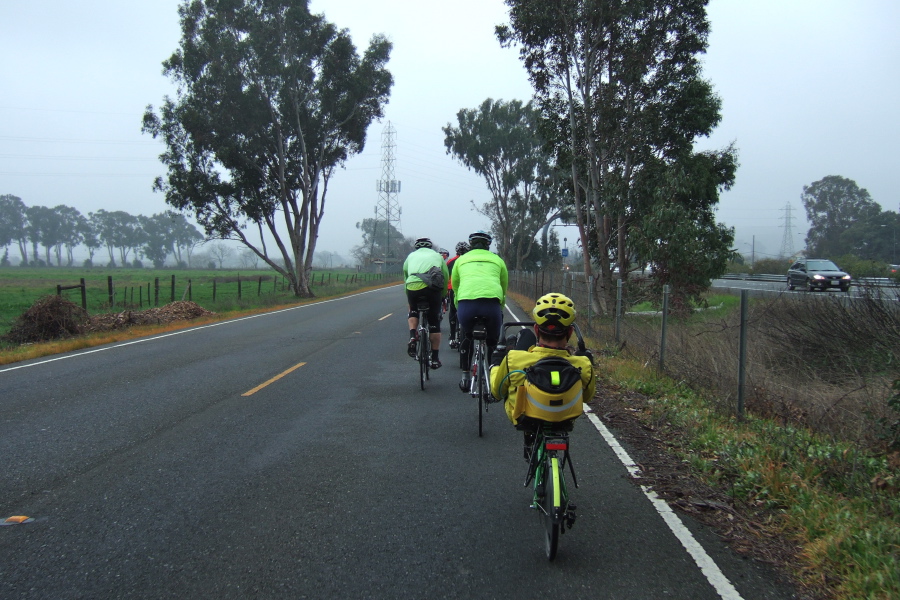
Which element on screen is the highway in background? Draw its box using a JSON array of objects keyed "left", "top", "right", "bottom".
[{"left": 713, "top": 275, "right": 900, "bottom": 300}]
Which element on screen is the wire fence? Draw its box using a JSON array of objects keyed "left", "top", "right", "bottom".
[{"left": 508, "top": 270, "right": 899, "bottom": 447}]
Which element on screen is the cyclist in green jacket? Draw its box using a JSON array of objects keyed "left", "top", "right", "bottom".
[
  {"left": 451, "top": 230, "right": 508, "bottom": 390},
  {"left": 403, "top": 237, "right": 450, "bottom": 369}
]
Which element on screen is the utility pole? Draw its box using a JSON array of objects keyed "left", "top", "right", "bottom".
[{"left": 373, "top": 122, "right": 401, "bottom": 272}]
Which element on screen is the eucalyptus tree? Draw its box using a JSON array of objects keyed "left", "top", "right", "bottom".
[
  {"left": 0, "top": 194, "right": 28, "bottom": 264},
  {"left": 801, "top": 175, "right": 882, "bottom": 258},
  {"left": 91, "top": 209, "right": 143, "bottom": 267},
  {"left": 142, "top": 0, "right": 393, "bottom": 296},
  {"left": 142, "top": 213, "right": 175, "bottom": 268},
  {"left": 24, "top": 205, "right": 56, "bottom": 266},
  {"left": 136, "top": 211, "right": 203, "bottom": 268},
  {"left": 627, "top": 150, "right": 737, "bottom": 312},
  {"left": 443, "top": 98, "right": 562, "bottom": 270},
  {"left": 49, "top": 205, "right": 86, "bottom": 267},
  {"left": 167, "top": 212, "right": 203, "bottom": 268},
  {"left": 497, "top": 0, "right": 734, "bottom": 312},
  {"left": 79, "top": 215, "right": 102, "bottom": 266},
  {"left": 351, "top": 218, "right": 413, "bottom": 269}
]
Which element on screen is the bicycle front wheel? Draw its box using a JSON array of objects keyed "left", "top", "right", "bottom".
[
  {"left": 542, "top": 456, "right": 561, "bottom": 560},
  {"left": 419, "top": 348, "right": 427, "bottom": 390}
]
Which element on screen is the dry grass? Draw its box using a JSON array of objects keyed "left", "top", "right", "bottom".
[
  {"left": 604, "top": 292, "right": 900, "bottom": 448},
  {"left": 507, "top": 272, "right": 899, "bottom": 448}
]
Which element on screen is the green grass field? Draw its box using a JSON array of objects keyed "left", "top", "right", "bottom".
[{"left": 0, "top": 266, "right": 396, "bottom": 336}]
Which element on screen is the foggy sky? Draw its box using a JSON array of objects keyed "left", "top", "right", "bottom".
[{"left": 2, "top": 0, "right": 897, "bottom": 263}]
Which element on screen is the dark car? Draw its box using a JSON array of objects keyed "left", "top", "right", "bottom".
[{"left": 787, "top": 259, "right": 851, "bottom": 292}]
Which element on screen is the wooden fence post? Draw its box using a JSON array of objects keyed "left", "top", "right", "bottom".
[
  {"left": 108, "top": 276, "right": 114, "bottom": 308},
  {"left": 238, "top": 275, "right": 242, "bottom": 299},
  {"left": 154, "top": 278, "right": 160, "bottom": 306},
  {"left": 213, "top": 278, "right": 217, "bottom": 302},
  {"left": 57, "top": 278, "right": 88, "bottom": 311},
  {"left": 171, "top": 274, "right": 175, "bottom": 303}
]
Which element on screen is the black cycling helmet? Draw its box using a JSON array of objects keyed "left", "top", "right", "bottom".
[
  {"left": 468, "top": 230, "right": 492, "bottom": 247},
  {"left": 414, "top": 237, "right": 433, "bottom": 249},
  {"left": 455, "top": 241, "right": 469, "bottom": 255},
  {"left": 440, "top": 249, "right": 449, "bottom": 258}
]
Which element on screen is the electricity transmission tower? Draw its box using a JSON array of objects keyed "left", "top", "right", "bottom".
[
  {"left": 373, "top": 122, "right": 401, "bottom": 272},
  {"left": 779, "top": 203, "right": 796, "bottom": 258}
]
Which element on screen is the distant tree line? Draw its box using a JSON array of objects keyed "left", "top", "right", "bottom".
[{"left": 0, "top": 194, "right": 203, "bottom": 268}]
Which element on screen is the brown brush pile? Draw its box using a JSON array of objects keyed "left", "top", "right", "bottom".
[
  {"left": 4, "top": 295, "right": 90, "bottom": 344},
  {"left": 4, "top": 297, "right": 216, "bottom": 344},
  {"left": 83, "top": 301, "right": 216, "bottom": 332}
]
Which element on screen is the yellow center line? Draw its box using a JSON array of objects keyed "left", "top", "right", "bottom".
[
  {"left": 242, "top": 362, "right": 307, "bottom": 397},
  {"left": 379, "top": 313, "right": 392, "bottom": 321}
]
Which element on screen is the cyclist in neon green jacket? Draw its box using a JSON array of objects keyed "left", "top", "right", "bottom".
[
  {"left": 403, "top": 237, "right": 450, "bottom": 369},
  {"left": 451, "top": 230, "right": 508, "bottom": 390}
]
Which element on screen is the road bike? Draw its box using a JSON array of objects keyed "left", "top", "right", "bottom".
[
  {"left": 467, "top": 316, "right": 493, "bottom": 436},
  {"left": 415, "top": 301, "right": 431, "bottom": 390},
  {"left": 523, "top": 420, "right": 578, "bottom": 560}
]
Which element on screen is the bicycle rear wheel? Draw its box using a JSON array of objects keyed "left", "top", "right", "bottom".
[
  {"left": 477, "top": 363, "right": 484, "bottom": 437},
  {"left": 473, "top": 342, "right": 484, "bottom": 437},
  {"left": 418, "top": 315, "right": 429, "bottom": 390},
  {"left": 542, "top": 456, "right": 561, "bottom": 560}
]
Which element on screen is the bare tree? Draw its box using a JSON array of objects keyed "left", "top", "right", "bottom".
[{"left": 207, "top": 242, "right": 234, "bottom": 269}]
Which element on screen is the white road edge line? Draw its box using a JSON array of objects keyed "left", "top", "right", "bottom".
[
  {"left": 585, "top": 408, "right": 743, "bottom": 600},
  {"left": 0, "top": 285, "right": 397, "bottom": 374},
  {"left": 504, "top": 302, "right": 743, "bottom": 600}
]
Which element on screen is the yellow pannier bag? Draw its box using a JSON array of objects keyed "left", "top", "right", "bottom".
[{"left": 511, "top": 356, "right": 584, "bottom": 423}]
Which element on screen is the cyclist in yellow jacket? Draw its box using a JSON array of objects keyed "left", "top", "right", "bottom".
[
  {"left": 451, "top": 230, "right": 508, "bottom": 390},
  {"left": 489, "top": 293, "right": 595, "bottom": 458}
]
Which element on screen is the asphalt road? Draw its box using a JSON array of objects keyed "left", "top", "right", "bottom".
[{"left": 1, "top": 286, "right": 798, "bottom": 599}]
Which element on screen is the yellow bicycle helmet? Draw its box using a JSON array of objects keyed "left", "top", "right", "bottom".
[{"left": 532, "top": 293, "right": 576, "bottom": 333}]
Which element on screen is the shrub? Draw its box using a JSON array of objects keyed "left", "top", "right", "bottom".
[
  {"left": 750, "top": 257, "right": 791, "bottom": 275},
  {"left": 834, "top": 255, "right": 885, "bottom": 278}
]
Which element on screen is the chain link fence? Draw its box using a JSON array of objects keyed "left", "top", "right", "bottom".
[{"left": 508, "top": 269, "right": 899, "bottom": 446}]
